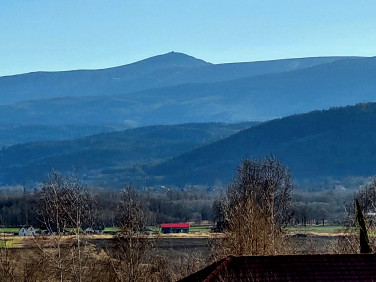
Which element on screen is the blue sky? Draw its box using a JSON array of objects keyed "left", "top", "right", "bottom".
[{"left": 1, "top": 0, "right": 376, "bottom": 76}]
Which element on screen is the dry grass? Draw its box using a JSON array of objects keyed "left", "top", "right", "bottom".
[{"left": 0, "top": 231, "right": 346, "bottom": 281}]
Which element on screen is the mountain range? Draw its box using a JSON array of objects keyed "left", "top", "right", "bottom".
[
  {"left": 1, "top": 54, "right": 375, "bottom": 132},
  {"left": 1, "top": 52, "right": 376, "bottom": 187},
  {"left": 0, "top": 52, "right": 350, "bottom": 105}
]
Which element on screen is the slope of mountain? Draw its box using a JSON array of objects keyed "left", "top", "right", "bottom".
[
  {"left": 0, "top": 124, "right": 129, "bottom": 147},
  {"left": 1, "top": 57, "right": 375, "bottom": 126},
  {"left": 0, "top": 52, "right": 353, "bottom": 105},
  {"left": 159, "top": 56, "right": 356, "bottom": 85},
  {"left": 0, "top": 52, "right": 210, "bottom": 105},
  {"left": 0, "top": 122, "right": 257, "bottom": 186},
  {"left": 146, "top": 103, "right": 376, "bottom": 185}
]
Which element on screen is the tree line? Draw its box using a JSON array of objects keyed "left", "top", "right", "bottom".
[
  {"left": 0, "top": 179, "right": 218, "bottom": 229},
  {"left": 0, "top": 184, "right": 353, "bottom": 230}
]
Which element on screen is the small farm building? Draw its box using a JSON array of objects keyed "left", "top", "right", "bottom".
[
  {"left": 84, "top": 223, "right": 105, "bottom": 234},
  {"left": 161, "top": 223, "right": 189, "bottom": 234},
  {"left": 84, "top": 227, "right": 104, "bottom": 234},
  {"left": 18, "top": 226, "right": 36, "bottom": 236}
]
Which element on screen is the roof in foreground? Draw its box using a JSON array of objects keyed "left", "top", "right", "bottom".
[
  {"left": 180, "top": 254, "right": 376, "bottom": 281},
  {"left": 161, "top": 223, "right": 189, "bottom": 228}
]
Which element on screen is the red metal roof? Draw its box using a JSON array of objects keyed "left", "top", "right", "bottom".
[
  {"left": 161, "top": 223, "right": 189, "bottom": 228},
  {"left": 180, "top": 254, "right": 376, "bottom": 281}
]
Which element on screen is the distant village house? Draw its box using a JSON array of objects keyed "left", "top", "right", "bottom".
[
  {"left": 18, "top": 226, "right": 36, "bottom": 236},
  {"left": 84, "top": 226, "right": 104, "bottom": 234}
]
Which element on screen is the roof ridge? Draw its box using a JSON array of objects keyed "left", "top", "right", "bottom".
[
  {"left": 236, "top": 253, "right": 376, "bottom": 257},
  {"left": 204, "top": 256, "right": 234, "bottom": 282}
]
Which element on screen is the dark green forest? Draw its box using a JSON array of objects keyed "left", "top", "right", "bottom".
[
  {"left": 147, "top": 103, "right": 376, "bottom": 186},
  {"left": 0, "top": 122, "right": 256, "bottom": 186}
]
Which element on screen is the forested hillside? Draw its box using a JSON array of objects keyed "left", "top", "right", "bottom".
[
  {"left": 0, "top": 122, "right": 256, "bottom": 186},
  {"left": 0, "top": 124, "right": 128, "bottom": 147},
  {"left": 147, "top": 103, "right": 376, "bottom": 185}
]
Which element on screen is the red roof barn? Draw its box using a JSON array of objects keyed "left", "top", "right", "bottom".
[{"left": 161, "top": 223, "right": 189, "bottom": 234}]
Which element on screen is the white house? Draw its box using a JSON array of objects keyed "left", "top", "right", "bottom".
[{"left": 18, "top": 226, "right": 37, "bottom": 236}]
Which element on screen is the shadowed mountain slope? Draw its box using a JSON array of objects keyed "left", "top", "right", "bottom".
[
  {"left": 146, "top": 103, "right": 376, "bottom": 185},
  {"left": 0, "top": 122, "right": 257, "bottom": 186},
  {"left": 0, "top": 124, "right": 130, "bottom": 147}
]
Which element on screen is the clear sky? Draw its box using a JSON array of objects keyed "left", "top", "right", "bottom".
[{"left": 1, "top": 0, "right": 376, "bottom": 76}]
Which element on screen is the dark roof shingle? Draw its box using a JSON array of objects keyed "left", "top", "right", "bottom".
[{"left": 180, "top": 254, "right": 376, "bottom": 281}]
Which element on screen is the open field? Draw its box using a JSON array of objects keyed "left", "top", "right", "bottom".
[
  {"left": 0, "top": 228, "right": 348, "bottom": 281},
  {"left": 0, "top": 233, "right": 341, "bottom": 258},
  {"left": 0, "top": 228, "right": 19, "bottom": 234},
  {"left": 287, "top": 225, "right": 345, "bottom": 236},
  {"left": 1, "top": 224, "right": 345, "bottom": 237},
  {"left": 189, "top": 226, "right": 212, "bottom": 233},
  {"left": 0, "top": 230, "right": 340, "bottom": 252},
  {"left": 104, "top": 227, "right": 120, "bottom": 232},
  {"left": 0, "top": 237, "right": 23, "bottom": 248},
  {"left": 0, "top": 224, "right": 346, "bottom": 255},
  {"left": 104, "top": 225, "right": 212, "bottom": 233}
]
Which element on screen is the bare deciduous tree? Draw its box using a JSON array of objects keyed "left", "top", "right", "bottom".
[
  {"left": 33, "top": 170, "right": 97, "bottom": 281},
  {"left": 109, "top": 184, "right": 169, "bottom": 282},
  {"left": 115, "top": 185, "right": 148, "bottom": 233},
  {"left": 212, "top": 157, "right": 293, "bottom": 258},
  {"left": 336, "top": 178, "right": 376, "bottom": 254}
]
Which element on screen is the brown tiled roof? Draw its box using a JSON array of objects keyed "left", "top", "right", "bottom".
[{"left": 180, "top": 254, "right": 376, "bottom": 281}]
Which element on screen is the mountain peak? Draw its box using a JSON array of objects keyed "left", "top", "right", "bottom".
[{"left": 135, "top": 51, "right": 212, "bottom": 68}]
